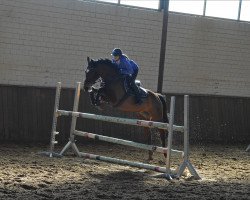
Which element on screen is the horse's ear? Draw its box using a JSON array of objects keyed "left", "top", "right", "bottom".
[{"left": 87, "top": 56, "right": 90, "bottom": 64}]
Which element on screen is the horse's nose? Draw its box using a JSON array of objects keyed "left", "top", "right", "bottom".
[{"left": 83, "top": 85, "right": 89, "bottom": 92}]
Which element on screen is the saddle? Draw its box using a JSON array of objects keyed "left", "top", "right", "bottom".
[{"left": 124, "top": 78, "right": 148, "bottom": 99}]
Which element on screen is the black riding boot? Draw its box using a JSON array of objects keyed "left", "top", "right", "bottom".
[{"left": 130, "top": 81, "right": 142, "bottom": 104}]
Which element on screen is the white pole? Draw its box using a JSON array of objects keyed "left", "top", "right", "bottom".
[
  {"left": 184, "top": 95, "right": 189, "bottom": 161},
  {"left": 49, "top": 82, "right": 61, "bottom": 157},
  {"left": 57, "top": 111, "right": 184, "bottom": 132},
  {"left": 70, "top": 82, "right": 81, "bottom": 142},
  {"left": 74, "top": 130, "right": 184, "bottom": 157},
  {"left": 166, "top": 96, "right": 175, "bottom": 174},
  {"left": 177, "top": 95, "right": 201, "bottom": 179},
  {"left": 79, "top": 152, "right": 176, "bottom": 174},
  {"left": 60, "top": 82, "right": 81, "bottom": 156}
]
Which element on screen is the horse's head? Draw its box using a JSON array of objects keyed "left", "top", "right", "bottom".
[
  {"left": 84, "top": 57, "right": 100, "bottom": 92},
  {"left": 84, "top": 57, "right": 119, "bottom": 92}
]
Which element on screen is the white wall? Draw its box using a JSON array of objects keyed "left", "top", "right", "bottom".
[
  {"left": 1, "top": 0, "right": 250, "bottom": 97},
  {"left": 164, "top": 13, "right": 250, "bottom": 97},
  {"left": 0, "top": 0, "right": 162, "bottom": 89}
]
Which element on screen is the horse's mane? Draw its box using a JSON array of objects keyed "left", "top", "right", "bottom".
[{"left": 92, "top": 58, "right": 120, "bottom": 74}]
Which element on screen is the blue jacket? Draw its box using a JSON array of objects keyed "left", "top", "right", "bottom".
[
  {"left": 113, "top": 55, "right": 139, "bottom": 76},
  {"left": 129, "top": 60, "right": 139, "bottom": 74}
]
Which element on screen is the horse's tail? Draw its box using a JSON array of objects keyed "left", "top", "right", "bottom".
[{"left": 158, "top": 94, "right": 169, "bottom": 123}]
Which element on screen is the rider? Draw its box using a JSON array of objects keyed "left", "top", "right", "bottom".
[{"left": 111, "top": 48, "right": 142, "bottom": 104}]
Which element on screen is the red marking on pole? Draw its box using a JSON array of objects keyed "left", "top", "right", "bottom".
[
  {"left": 148, "top": 122, "right": 153, "bottom": 126},
  {"left": 155, "top": 167, "right": 160, "bottom": 172},
  {"left": 137, "top": 121, "right": 142, "bottom": 125}
]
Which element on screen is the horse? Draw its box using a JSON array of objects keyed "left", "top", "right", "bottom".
[{"left": 83, "top": 57, "right": 168, "bottom": 161}]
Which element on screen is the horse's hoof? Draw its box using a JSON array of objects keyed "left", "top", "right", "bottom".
[{"left": 158, "top": 160, "right": 165, "bottom": 165}]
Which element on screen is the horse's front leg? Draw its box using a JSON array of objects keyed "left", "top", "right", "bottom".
[{"left": 89, "top": 91, "right": 97, "bottom": 106}]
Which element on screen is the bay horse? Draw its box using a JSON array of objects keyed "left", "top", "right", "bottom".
[{"left": 83, "top": 57, "right": 168, "bottom": 161}]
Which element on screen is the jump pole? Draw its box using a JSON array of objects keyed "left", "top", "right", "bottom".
[
  {"left": 59, "top": 82, "right": 82, "bottom": 157},
  {"left": 177, "top": 95, "right": 201, "bottom": 179},
  {"left": 165, "top": 96, "right": 175, "bottom": 179},
  {"left": 45, "top": 82, "right": 201, "bottom": 180},
  {"left": 38, "top": 82, "right": 62, "bottom": 157},
  {"left": 57, "top": 111, "right": 184, "bottom": 132},
  {"left": 74, "top": 130, "right": 183, "bottom": 157}
]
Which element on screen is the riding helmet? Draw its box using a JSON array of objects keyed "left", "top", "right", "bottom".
[{"left": 111, "top": 48, "right": 123, "bottom": 57}]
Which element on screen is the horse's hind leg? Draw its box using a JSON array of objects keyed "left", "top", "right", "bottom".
[
  {"left": 144, "top": 127, "right": 153, "bottom": 161},
  {"left": 145, "top": 126, "right": 167, "bottom": 161},
  {"left": 159, "top": 129, "right": 167, "bottom": 158},
  {"left": 137, "top": 113, "right": 153, "bottom": 161},
  {"left": 150, "top": 114, "right": 168, "bottom": 159}
]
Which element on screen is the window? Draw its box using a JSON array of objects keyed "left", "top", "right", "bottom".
[
  {"left": 95, "top": 0, "right": 249, "bottom": 22},
  {"left": 240, "top": 0, "right": 250, "bottom": 21},
  {"left": 120, "top": 0, "right": 159, "bottom": 9},
  {"left": 169, "top": 0, "right": 204, "bottom": 15},
  {"left": 205, "top": 0, "right": 239, "bottom": 20},
  {"left": 96, "top": 0, "right": 118, "bottom": 3}
]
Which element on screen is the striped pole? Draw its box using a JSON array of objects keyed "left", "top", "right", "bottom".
[
  {"left": 74, "top": 130, "right": 184, "bottom": 157},
  {"left": 57, "top": 110, "right": 184, "bottom": 132},
  {"left": 79, "top": 152, "right": 176, "bottom": 174}
]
